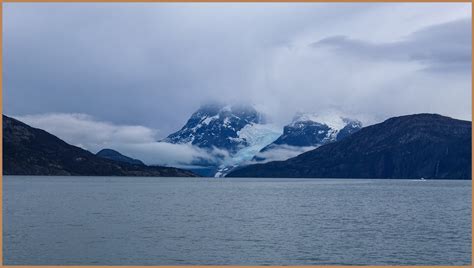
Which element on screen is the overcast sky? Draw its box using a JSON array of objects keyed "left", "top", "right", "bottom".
[{"left": 3, "top": 3, "right": 472, "bottom": 165}]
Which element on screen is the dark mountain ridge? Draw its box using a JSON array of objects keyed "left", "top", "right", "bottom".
[
  {"left": 227, "top": 114, "right": 471, "bottom": 179},
  {"left": 96, "top": 148, "right": 145, "bottom": 165},
  {"left": 3, "top": 115, "right": 197, "bottom": 177}
]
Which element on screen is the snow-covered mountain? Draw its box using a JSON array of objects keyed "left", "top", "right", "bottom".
[
  {"left": 164, "top": 103, "right": 267, "bottom": 153},
  {"left": 254, "top": 113, "right": 362, "bottom": 162},
  {"left": 275, "top": 112, "right": 362, "bottom": 146}
]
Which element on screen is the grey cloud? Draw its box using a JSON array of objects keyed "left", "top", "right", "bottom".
[
  {"left": 5, "top": 3, "right": 349, "bottom": 132},
  {"left": 251, "top": 145, "right": 317, "bottom": 164},
  {"left": 313, "top": 18, "right": 471, "bottom": 72}
]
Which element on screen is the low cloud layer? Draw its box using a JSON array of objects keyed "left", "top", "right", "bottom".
[
  {"left": 14, "top": 113, "right": 224, "bottom": 168},
  {"left": 252, "top": 145, "right": 318, "bottom": 164}
]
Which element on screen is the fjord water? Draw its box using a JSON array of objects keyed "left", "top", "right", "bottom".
[{"left": 3, "top": 176, "right": 471, "bottom": 265}]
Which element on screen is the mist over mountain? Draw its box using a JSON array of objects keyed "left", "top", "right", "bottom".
[{"left": 160, "top": 104, "right": 280, "bottom": 176}]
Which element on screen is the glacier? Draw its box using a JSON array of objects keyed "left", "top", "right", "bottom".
[{"left": 214, "top": 123, "right": 281, "bottom": 177}]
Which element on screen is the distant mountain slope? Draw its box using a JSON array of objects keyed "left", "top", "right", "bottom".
[
  {"left": 96, "top": 148, "right": 144, "bottom": 165},
  {"left": 227, "top": 114, "right": 471, "bottom": 179},
  {"left": 3, "top": 115, "right": 197, "bottom": 177}
]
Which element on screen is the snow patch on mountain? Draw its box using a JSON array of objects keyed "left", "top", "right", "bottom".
[
  {"left": 291, "top": 112, "right": 347, "bottom": 131},
  {"left": 201, "top": 115, "right": 217, "bottom": 126}
]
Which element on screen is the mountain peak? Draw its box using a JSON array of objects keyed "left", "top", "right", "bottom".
[
  {"left": 164, "top": 104, "right": 265, "bottom": 152},
  {"left": 291, "top": 112, "right": 361, "bottom": 131},
  {"left": 260, "top": 112, "right": 362, "bottom": 150}
]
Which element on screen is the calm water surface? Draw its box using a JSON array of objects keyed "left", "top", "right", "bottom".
[{"left": 3, "top": 176, "right": 471, "bottom": 265}]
